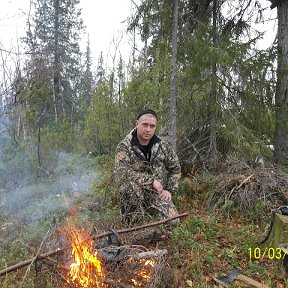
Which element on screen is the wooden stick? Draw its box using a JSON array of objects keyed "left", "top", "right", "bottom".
[
  {"left": 230, "top": 173, "right": 254, "bottom": 196},
  {"left": 0, "top": 248, "right": 64, "bottom": 277},
  {"left": 20, "top": 229, "right": 50, "bottom": 286},
  {"left": 235, "top": 174, "right": 254, "bottom": 190},
  {"left": 0, "top": 212, "right": 188, "bottom": 277},
  {"left": 93, "top": 212, "right": 189, "bottom": 240}
]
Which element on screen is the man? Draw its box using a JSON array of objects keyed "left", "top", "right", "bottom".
[{"left": 114, "top": 109, "right": 181, "bottom": 226}]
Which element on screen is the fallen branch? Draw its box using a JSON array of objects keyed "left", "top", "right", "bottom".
[
  {"left": 0, "top": 212, "right": 188, "bottom": 277},
  {"left": 0, "top": 248, "right": 64, "bottom": 277},
  {"left": 20, "top": 229, "right": 50, "bottom": 287},
  {"left": 235, "top": 173, "right": 254, "bottom": 190},
  {"left": 229, "top": 173, "right": 254, "bottom": 197},
  {"left": 93, "top": 212, "right": 189, "bottom": 240}
]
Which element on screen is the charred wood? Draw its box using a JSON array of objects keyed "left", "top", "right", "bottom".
[{"left": 0, "top": 212, "right": 188, "bottom": 277}]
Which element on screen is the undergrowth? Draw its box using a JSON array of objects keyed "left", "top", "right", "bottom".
[{"left": 1, "top": 156, "right": 288, "bottom": 287}]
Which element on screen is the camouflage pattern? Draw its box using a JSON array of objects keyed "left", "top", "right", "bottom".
[{"left": 114, "top": 129, "right": 181, "bottom": 226}]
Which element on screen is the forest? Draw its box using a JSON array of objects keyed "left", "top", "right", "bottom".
[{"left": 1, "top": 0, "right": 288, "bottom": 287}]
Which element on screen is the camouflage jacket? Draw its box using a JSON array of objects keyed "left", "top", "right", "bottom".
[{"left": 114, "top": 129, "right": 181, "bottom": 194}]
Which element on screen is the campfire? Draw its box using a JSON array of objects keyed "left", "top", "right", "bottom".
[
  {"left": 0, "top": 213, "right": 188, "bottom": 287},
  {"left": 63, "top": 224, "right": 165, "bottom": 287}
]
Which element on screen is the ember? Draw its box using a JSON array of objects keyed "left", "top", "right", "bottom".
[{"left": 131, "top": 259, "right": 156, "bottom": 286}]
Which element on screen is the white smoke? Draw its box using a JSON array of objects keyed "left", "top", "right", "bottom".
[{"left": 0, "top": 119, "right": 98, "bottom": 243}]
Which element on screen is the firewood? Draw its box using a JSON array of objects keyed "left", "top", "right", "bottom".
[
  {"left": 98, "top": 245, "right": 167, "bottom": 262},
  {"left": 132, "top": 249, "right": 167, "bottom": 259},
  {"left": 0, "top": 248, "right": 64, "bottom": 277},
  {"left": 93, "top": 212, "right": 189, "bottom": 240},
  {"left": 0, "top": 212, "right": 188, "bottom": 277}
]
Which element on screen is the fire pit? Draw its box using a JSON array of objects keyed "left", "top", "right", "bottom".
[
  {"left": 62, "top": 225, "right": 167, "bottom": 287},
  {"left": 0, "top": 213, "right": 188, "bottom": 287}
]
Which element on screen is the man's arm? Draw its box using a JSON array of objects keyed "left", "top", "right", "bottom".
[{"left": 164, "top": 144, "right": 181, "bottom": 194}]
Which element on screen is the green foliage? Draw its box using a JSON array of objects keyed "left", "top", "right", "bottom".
[
  {"left": 83, "top": 78, "right": 122, "bottom": 155},
  {"left": 246, "top": 201, "right": 270, "bottom": 224},
  {"left": 218, "top": 118, "right": 274, "bottom": 162},
  {"left": 172, "top": 215, "right": 219, "bottom": 253},
  {"left": 124, "top": 55, "right": 170, "bottom": 124},
  {"left": 24, "top": 83, "right": 54, "bottom": 128}
]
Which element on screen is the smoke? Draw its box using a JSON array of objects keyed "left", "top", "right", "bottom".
[{"left": 0, "top": 118, "right": 98, "bottom": 243}]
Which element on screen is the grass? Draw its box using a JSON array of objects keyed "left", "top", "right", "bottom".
[
  {"left": 160, "top": 175, "right": 288, "bottom": 287},
  {"left": 161, "top": 209, "right": 287, "bottom": 287},
  {"left": 1, "top": 161, "right": 288, "bottom": 287}
]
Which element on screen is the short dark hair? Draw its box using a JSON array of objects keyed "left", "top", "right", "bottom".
[{"left": 137, "top": 109, "right": 158, "bottom": 120}]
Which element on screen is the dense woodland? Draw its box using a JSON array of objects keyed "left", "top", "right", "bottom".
[
  {"left": 1, "top": 0, "right": 288, "bottom": 287},
  {"left": 0, "top": 0, "right": 286, "bottom": 170}
]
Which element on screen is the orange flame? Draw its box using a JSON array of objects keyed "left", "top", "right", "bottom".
[
  {"left": 140, "top": 259, "right": 155, "bottom": 279},
  {"left": 67, "top": 227, "right": 107, "bottom": 288},
  {"left": 64, "top": 224, "right": 157, "bottom": 287},
  {"left": 131, "top": 258, "right": 155, "bottom": 286}
]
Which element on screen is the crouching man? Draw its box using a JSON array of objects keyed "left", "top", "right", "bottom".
[{"left": 114, "top": 109, "right": 181, "bottom": 226}]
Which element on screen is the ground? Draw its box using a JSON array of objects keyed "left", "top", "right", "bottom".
[{"left": 1, "top": 157, "right": 288, "bottom": 287}]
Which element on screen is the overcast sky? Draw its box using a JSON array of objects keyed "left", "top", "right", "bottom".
[
  {"left": 0, "top": 0, "right": 277, "bottom": 72},
  {"left": 0, "top": 0, "right": 134, "bottom": 70}
]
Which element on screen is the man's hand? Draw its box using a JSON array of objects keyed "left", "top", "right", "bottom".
[
  {"left": 153, "top": 180, "right": 172, "bottom": 202},
  {"left": 158, "top": 190, "right": 172, "bottom": 202},
  {"left": 153, "top": 179, "right": 164, "bottom": 194}
]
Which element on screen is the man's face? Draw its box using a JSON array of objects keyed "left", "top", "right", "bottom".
[{"left": 136, "top": 114, "right": 157, "bottom": 143}]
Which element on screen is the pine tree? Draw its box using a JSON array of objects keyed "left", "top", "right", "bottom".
[
  {"left": 23, "top": 0, "right": 84, "bottom": 127},
  {"left": 81, "top": 37, "right": 94, "bottom": 107},
  {"left": 96, "top": 52, "right": 105, "bottom": 84},
  {"left": 209, "top": 0, "right": 219, "bottom": 167}
]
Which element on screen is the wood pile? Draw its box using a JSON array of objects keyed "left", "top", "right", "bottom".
[{"left": 207, "top": 159, "right": 288, "bottom": 212}]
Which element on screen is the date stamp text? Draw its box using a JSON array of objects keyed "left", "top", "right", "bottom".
[{"left": 248, "top": 247, "right": 285, "bottom": 260}]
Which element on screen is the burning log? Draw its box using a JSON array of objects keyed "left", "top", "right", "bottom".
[
  {"left": 97, "top": 244, "right": 167, "bottom": 263},
  {"left": 133, "top": 249, "right": 167, "bottom": 260},
  {"left": 0, "top": 212, "right": 188, "bottom": 278}
]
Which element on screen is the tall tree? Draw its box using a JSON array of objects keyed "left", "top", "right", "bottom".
[
  {"left": 169, "top": 0, "right": 179, "bottom": 151},
  {"left": 24, "top": 0, "right": 84, "bottom": 126},
  {"left": 96, "top": 52, "right": 105, "bottom": 84},
  {"left": 209, "top": 0, "right": 219, "bottom": 166},
  {"left": 81, "top": 37, "right": 94, "bottom": 107},
  {"left": 270, "top": 0, "right": 288, "bottom": 166}
]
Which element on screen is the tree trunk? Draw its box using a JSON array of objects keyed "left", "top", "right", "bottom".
[
  {"left": 37, "top": 126, "right": 41, "bottom": 167},
  {"left": 169, "top": 0, "right": 179, "bottom": 151},
  {"left": 273, "top": 1, "right": 288, "bottom": 166},
  {"left": 209, "top": 0, "right": 218, "bottom": 167},
  {"left": 53, "top": 0, "right": 61, "bottom": 124}
]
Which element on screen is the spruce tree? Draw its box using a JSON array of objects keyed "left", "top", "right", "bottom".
[{"left": 23, "top": 0, "right": 84, "bottom": 128}]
